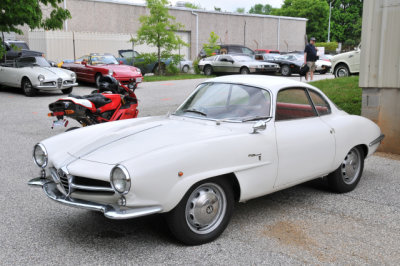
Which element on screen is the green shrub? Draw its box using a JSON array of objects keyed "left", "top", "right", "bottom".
[
  {"left": 315, "top": 42, "right": 338, "bottom": 53},
  {"left": 309, "top": 76, "right": 361, "bottom": 115},
  {"left": 193, "top": 58, "right": 200, "bottom": 74}
]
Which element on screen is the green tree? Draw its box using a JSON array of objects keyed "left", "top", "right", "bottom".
[
  {"left": 203, "top": 32, "right": 220, "bottom": 57},
  {"left": 134, "top": 0, "right": 187, "bottom": 75},
  {"left": 184, "top": 2, "right": 201, "bottom": 9},
  {"left": 0, "top": 0, "right": 71, "bottom": 57},
  {"left": 328, "top": 0, "right": 363, "bottom": 44},
  {"left": 214, "top": 7, "right": 222, "bottom": 12},
  {"left": 249, "top": 4, "right": 273, "bottom": 15},
  {"left": 272, "top": 0, "right": 329, "bottom": 41},
  {"left": 236, "top": 8, "right": 245, "bottom": 14}
]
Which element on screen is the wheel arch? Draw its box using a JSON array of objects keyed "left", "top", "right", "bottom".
[{"left": 334, "top": 62, "right": 349, "bottom": 73}]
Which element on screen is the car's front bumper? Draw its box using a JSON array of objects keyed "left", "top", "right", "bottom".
[
  {"left": 254, "top": 66, "right": 280, "bottom": 73},
  {"left": 28, "top": 177, "right": 162, "bottom": 220},
  {"left": 36, "top": 81, "right": 78, "bottom": 90}
]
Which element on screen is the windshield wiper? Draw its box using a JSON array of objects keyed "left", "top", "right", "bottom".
[
  {"left": 184, "top": 108, "right": 207, "bottom": 116},
  {"left": 242, "top": 116, "right": 272, "bottom": 122}
]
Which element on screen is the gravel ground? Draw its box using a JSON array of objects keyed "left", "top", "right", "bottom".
[{"left": 0, "top": 74, "right": 399, "bottom": 265}]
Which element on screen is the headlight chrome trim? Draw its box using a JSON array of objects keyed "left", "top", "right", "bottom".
[
  {"left": 110, "top": 165, "right": 131, "bottom": 195},
  {"left": 38, "top": 74, "right": 45, "bottom": 82},
  {"left": 33, "top": 143, "right": 48, "bottom": 169}
]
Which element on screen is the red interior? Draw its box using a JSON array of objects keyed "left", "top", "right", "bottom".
[{"left": 276, "top": 102, "right": 328, "bottom": 120}]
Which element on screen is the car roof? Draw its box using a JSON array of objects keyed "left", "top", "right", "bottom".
[{"left": 203, "top": 75, "right": 321, "bottom": 95}]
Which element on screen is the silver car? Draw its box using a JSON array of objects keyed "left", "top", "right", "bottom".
[{"left": 198, "top": 55, "right": 280, "bottom": 76}]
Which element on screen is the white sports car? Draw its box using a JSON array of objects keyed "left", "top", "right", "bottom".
[
  {"left": 28, "top": 75, "right": 384, "bottom": 245},
  {"left": 0, "top": 56, "right": 78, "bottom": 96}
]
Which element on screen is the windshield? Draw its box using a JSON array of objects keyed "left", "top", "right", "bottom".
[
  {"left": 35, "top": 57, "right": 51, "bottom": 67},
  {"left": 175, "top": 82, "right": 271, "bottom": 121},
  {"left": 90, "top": 55, "right": 119, "bottom": 65}
]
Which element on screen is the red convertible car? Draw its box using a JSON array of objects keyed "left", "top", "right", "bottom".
[{"left": 61, "top": 54, "right": 142, "bottom": 87}]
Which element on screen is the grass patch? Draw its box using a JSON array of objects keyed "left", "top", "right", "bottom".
[
  {"left": 143, "top": 74, "right": 212, "bottom": 82},
  {"left": 309, "top": 76, "right": 362, "bottom": 115}
]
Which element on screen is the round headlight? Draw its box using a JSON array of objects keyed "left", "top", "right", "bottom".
[
  {"left": 136, "top": 68, "right": 141, "bottom": 73},
  {"left": 38, "top": 74, "right": 45, "bottom": 82},
  {"left": 110, "top": 165, "right": 131, "bottom": 194},
  {"left": 71, "top": 72, "right": 76, "bottom": 79},
  {"left": 33, "top": 143, "right": 48, "bottom": 168},
  {"left": 108, "top": 69, "right": 113, "bottom": 75}
]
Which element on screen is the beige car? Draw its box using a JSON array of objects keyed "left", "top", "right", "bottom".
[{"left": 330, "top": 45, "right": 361, "bottom": 77}]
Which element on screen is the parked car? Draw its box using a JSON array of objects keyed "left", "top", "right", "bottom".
[
  {"left": 28, "top": 75, "right": 384, "bottom": 245},
  {"left": 117, "top": 49, "right": 172, "bottom": 74},
  {"left": 198, "top": 54, "right": 279, "bottom": 75},
  {"left": 331, "top": 45, "right": 361, "bottom": 77},
  {"left": 178, "top": 59, "right": 193, "bottom": 73},
  {"left": 255, "top": 49, "right": 280, "bottom": 54},
  {"left": 0, "top": 56, "right": 77, "bottom": 96},
  {"left": 61, "top": 53, "right": 142, "bottom": 86},
  {"left": 0, "top": 40, "right": 43, "bottom": 63},
  {"left": 198, "top": 44, "right": 255, "bottom": 59},
  {"left": 267, "top": 54, "right": 303, "bottom": 76},
  {"left": 315, "top": 58, "right": 332, "bottom": 74}
]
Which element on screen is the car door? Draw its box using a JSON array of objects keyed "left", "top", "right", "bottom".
[
  {"left": 274, "top": 87, "right": 335, "bottom": 188},
  {"left": 214, "top": 55, "right": 233, "bottom": 73},
  {"left": 348, "top": 49, "right": 361, "bottom": 73}
]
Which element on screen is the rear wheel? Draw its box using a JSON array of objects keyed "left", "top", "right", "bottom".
[
  {"left": 153, "top": 63, "right": 166, "bottom": 75},
  {"left": 166, "top": 178, "right": 234, "bottom": 245},
  {"left": 21, "top": 78, "right": 36, "bottom": 97},
  {"left": 281, "top": 65, "right": 291, "bottom": 76},
  {"left": 240, "top": 67, "right": 250, "bottom": 75},
  {"left": 328, "top": 146, "right": 364, "bottom": 193},
  {"left": 334, "top": 64, "right": 350, "bottom": 78},
  {"left": 95, "top": 73, "right": 102, "bottom": 87},
  {"left": 62, "top": 87, "right": 73, "bottom": 94},
  {"left": 182, "top": 65, "right": 190, "bottom": 73}
]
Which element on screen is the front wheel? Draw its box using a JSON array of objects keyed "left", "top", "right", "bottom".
[
  {"left": 327, "top": 146, "right": 364, "bottom": 193},
  {"left": 240, "top": 67, "right": 250, "bottom": 75},
  {"left": 334, "top": 64, "right": 350, "bottom": 78},
  {"left": 203, "top": 65, "right": 213, "bottom": 76},
  {"left": 62, "top": 87, "right": 73, "bottom": 94},
  {"left": 281, "top": 65, "right": 291, "bottom": 76},
  {"left": 166, "top": 178, "right": 234, "bottom": 245},
  {"left": 22, "top": 78, "right": 37, "bottom": 97}
]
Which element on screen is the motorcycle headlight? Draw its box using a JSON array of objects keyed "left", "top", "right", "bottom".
[
  {"left": 33, "top": 143, "right": 48, "bottom": 168},
  {"left": 38, "top": 75, "right": 45, "bottom": 82},
  {"left": 110, "top": 165, "right": 131, "bottom": 194}
]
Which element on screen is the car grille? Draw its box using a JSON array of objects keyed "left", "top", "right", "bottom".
[
  {"left": 57, "top": 78, "right": 62, "bottom": 88},
  {"left": 50, "top": 167, "right": 114, "bottom": 195},
  {"left": 57, "top": 168, "right": 70, "bottom": 194}
]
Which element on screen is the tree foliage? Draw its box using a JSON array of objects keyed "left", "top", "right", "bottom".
[
  {"left": 0, "top": 0, "right": 71, "bottom": 34},
  {"left": 249, "top": 4, "right": 274, "bottom": 15},
  {"left": 184, "top": 2, "right": 201, "bottom": 10},
  {"left": 272, "top": 0, "right": 329, "bottom": 42},
  {"left": 134, "top": 0, "right": 187, "bottom": 75},
  {"left": 328, "top": 0, "right": 363, "bottom": 44},
  {"left": 203, "top": 32, "right": 220, "bottom": 57},
  {"left": 236, "top": 8, "right": 245, "bottom": 14}
]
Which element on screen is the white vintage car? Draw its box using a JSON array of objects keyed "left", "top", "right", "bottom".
[
  {"left": 0, "top": 56, "right": 78, "bottom": 96},
  {"left": 28, "top": 75, "right": 384, "bottom": 245}
]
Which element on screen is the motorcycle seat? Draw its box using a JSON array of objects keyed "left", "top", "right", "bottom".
[{"left": 69, "top": 93, "right": 112, "bottom": 109}]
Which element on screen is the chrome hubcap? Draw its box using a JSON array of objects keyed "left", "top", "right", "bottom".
[
  {"left": 338, "top": 68, "right": 348, "bottom": 77},
  {"left": 282, "top": 67, "right": 289, "bottom": 75},
  {"left": 185, "top": 183, "right": 226, "bottom": 234},
  {"left": 341, "top": 148, "right": 361, "bottom": 185}
]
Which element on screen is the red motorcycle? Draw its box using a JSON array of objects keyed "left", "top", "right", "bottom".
[{"left": 48, "top": 75, "right": 139, "bottom": 130}]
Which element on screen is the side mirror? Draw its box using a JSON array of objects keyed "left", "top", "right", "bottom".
[{"left": 251, "top": 121, "right": 266, "bottom": 134}]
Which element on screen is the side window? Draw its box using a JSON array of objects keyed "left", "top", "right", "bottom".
[
  {"left": 242, "top": 47, "right": 254, "bottom": 56},
  {"left": 308, "top": 90, "right": 331, "bottom": 116},
  {"left": 276, "top": 88, "right": 317, "bottom": 121},
  {"left": 229, "top": 46, "right": 242, "bottom": 53}
]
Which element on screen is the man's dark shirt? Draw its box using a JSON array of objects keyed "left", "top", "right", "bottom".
[{"left": 304, "top": 44, "right": 317, "bottom": 62}]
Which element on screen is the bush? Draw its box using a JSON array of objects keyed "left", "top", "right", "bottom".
[
  {"left": 315, "top": 42, "right": 338, "bottom": 53},
  {"left": 193, "top": 58, "right": 201, "bottom": 74},
  {"left": 309, "top": 76, "right": 361, "bottom": 115}
]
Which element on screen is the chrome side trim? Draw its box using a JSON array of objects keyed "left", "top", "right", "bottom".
[
  {"left": 28, "top": 177, "right": 51, "bottom": 186},
  {"left": 40, "top": 181, "right": 162, "bottom": 220},
  {"left": 369, "top": 134, "right": 385, "bottom": 147}
]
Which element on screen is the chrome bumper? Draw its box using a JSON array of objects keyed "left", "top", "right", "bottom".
[
  {"left": 369, "top": 134, "right": 385, "bottom": 147},
  {"left": 36, "top": 82, "right": 78, "bottom": 89},
  {"left": 28, "top": 177, "right": 162, "bottom": 220}
]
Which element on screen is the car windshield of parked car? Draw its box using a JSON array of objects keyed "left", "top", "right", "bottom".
[
  {"left": 90, "top": 55, "right": 119, "bottom": 65},
  {"left": 174, "top": 82, "right": 271, "bottom": 121},
  {"left": 16, "top": 57, "right": 50, "bottom": 68}
]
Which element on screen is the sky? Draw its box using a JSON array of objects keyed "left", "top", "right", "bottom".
[{"left": 114, "top": 0, "right": 285, "bottom": 12}]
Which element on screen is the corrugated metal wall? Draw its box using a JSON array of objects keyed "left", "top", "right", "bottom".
[
  {"left": 359, "top": 0, "right": 400, "bottom": 88},
  {"left": 28, "top": 30, "right": 191, "bottom": 62}
]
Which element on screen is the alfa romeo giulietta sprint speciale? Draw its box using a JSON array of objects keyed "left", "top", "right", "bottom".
[{"left": 29, "top": 75, "right": 384, "bottom": 245}]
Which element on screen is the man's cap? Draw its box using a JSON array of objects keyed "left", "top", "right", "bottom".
[{"left": 310, "top": 37, "right": 316, "bottom": 41}]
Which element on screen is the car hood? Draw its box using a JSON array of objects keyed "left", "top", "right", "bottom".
[
  {"left": 69, "top": 116, "right": 234, "bottom": 165},
  {"left": 101, "top": 65, "right": 140, "bottom": 76},
  {"left": 33, "top": 67, "right": 72, "bottom": 79},
  {"left": 332, "top": 50, "right": 359, "bottom": 61}
]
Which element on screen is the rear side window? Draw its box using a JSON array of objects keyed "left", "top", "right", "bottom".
[
  {"left": 276, "top": 88, "right": 317, "bottom": 121},
  {"left": 308, "top": 90, "right": 331, "bottom": 116}
]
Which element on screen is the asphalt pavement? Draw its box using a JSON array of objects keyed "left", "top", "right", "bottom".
[{"left": 1, "top": 73, "right": 399, "bottom": 265}]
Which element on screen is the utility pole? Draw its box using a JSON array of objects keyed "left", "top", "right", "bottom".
[{"left": 327, "top": 0, "right": 334, "bottom": 42}]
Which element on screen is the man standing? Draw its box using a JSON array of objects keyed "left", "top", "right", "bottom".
[{"left": 304, "top": 37, "right": 318, "bottom": 81}]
